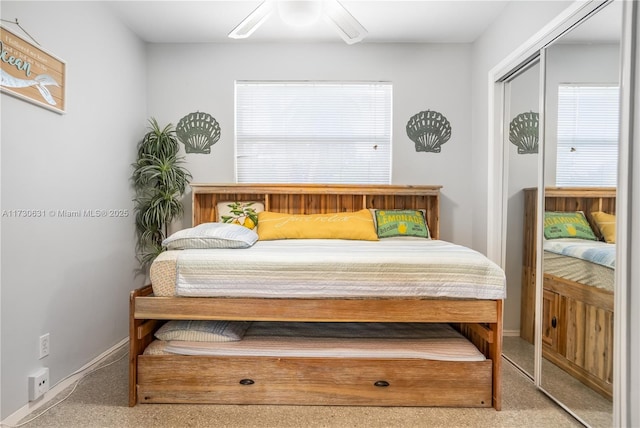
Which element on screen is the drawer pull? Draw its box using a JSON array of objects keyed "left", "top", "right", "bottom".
[
  {"left": 551, "top": 316, "right": 557, "bottom": 328},
  {"left": 239, "top": 378, "right": 255, "bottom": 385},
  {"left": 374, "top": 380, "right": 390, "bottom": 387}
]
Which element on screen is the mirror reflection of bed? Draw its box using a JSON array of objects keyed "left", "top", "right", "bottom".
[{"left": 520, "top": 188, "right": 615, "bottom": 405}]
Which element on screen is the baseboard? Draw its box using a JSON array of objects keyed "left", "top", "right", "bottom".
[
  {"left": 1, "top": 337, "right": 128, "bottom": 427},
  {"left": 503, "top": 329, "right": 521, "bottom": 337}
]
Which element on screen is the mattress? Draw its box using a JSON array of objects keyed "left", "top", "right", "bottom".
[
  {"left": 144, "top": 322, "right": 486, "bottom": 362},
  {"left": 543, "top": 251, "right": 614, "bottom": 292},
  {"left": 543, "top": 238, "right": 615, "bottom": 269},
  {"left": 543, "top": 238, "right": 615, "bottom": 292},
  {"left": 151, "top": 238, "right": 506, "bottom": 299}
]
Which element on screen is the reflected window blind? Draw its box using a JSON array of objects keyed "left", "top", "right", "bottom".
[
  {"left": 556, "top": 85, "right": 619, "bottom": 186},
  {"left": 235, "top": 81, "right": 392, "bottom": 184}
]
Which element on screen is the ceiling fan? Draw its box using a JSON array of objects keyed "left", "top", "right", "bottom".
[{"left": 228, "top": 0, "right": 368, "bottom": 44}]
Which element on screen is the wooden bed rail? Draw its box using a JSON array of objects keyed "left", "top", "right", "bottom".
[{"left": 134, "top": 297, "right": 499, "bottom": 323}]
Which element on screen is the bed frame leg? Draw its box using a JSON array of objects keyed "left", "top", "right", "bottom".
[
  {"left": 129, "top": 289, "right": 138, "bottom": 407},
  {"left": 491, "top": 299, "right": 504, "bottom": 410},
  {"left": 129, "top": 284, "right": 154, "bottom": 407}
]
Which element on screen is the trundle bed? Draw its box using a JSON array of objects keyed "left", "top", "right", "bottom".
[
  {"left": 129, "top": 184, "right": 505, "bottom": 409},
  {"left": 520, "top": 187, "right": 615, "bottom": 399}
]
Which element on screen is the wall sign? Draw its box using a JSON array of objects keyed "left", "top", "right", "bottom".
[
  {"left": 509, "top": 111, "right": 539, "bottom": 154},
  {"left": 406, "top": 110, "right": 452, "bottom": 153},
  {"left": 0, "top": 26, "right": 66, "bottom": 114},
  {"left": 176, "top": 111, "right": 221, "bottom": 154}
]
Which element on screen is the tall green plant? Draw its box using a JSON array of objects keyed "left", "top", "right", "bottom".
[{"left": 132, "top": 118, "right": 192, "bottom": 266}]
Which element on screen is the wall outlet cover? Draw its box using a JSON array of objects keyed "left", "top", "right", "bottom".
[
  {"left": 39, "top": 333, "right": 50, "bottom": 359},
  {"left": 28, "top": 367, "right": 50, "bottom": 401}
]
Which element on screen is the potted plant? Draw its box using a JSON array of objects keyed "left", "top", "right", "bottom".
[{"left": 132, "top": 118, "right": 192, "bottom": 267}]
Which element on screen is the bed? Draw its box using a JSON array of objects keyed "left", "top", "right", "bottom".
[
  {"left": 520, "top": 187, "right": 615, "bottom": 399},
  {"left": 129, "top": 184, "right": 505, "bottom": 409}
]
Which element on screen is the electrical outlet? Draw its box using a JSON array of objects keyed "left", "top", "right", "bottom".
[
  {"left": 39, "top": 333, "right": 50, "bottom": 359},
  {"left": 28, "top": 367, "right": 50, "bottom": 401}
]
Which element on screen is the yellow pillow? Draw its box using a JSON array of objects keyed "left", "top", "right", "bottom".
[
  {"left": 257, "top": 209, "right": 378, "bottom": 241},
  {"left": 591, "top": 211, "right": 616, "bottom": 244}
]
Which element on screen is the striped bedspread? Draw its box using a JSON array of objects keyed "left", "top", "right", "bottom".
[
  {"left": 157, "top": 322, "right": 486, "bottom": 361},
  {"left": 172, "top": 238, "right": 505, "bottom": 299},
  {"left": 543, "top": 238, "right": 615, "bottom": 269}
]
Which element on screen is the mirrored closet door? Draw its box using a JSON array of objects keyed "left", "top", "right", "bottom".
[
  {"left": 539, "top": 2, "right": 621, "bottom": 426},
  {"left": 494, "top": 1, "right": 625, "bottom": 426},
  {"left": 501, "top": 59, "right": 541, "bottom": 380}
]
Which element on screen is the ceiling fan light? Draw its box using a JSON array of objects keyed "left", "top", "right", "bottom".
[
  {"left": 277, "top": 1, "right": 323, "bottom": 27},
  {"left": 228, "top": 1, "right": 274, "bottom": 39},
  {"left": 323, "top": 0, "right": 367, "bottom": 44},
  {"left": 229, "top": 0, "right": 367, "bottom": 45}
]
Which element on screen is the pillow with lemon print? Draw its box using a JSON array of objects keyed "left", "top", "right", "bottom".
[
  {"left": 543, "top": 211, "right": 597, "bottom": 240},
  {"left": 374, "top": 210, "right": 430, "bottom": 239},
  {"left": 217, "top": 201, "right": 263, "bottom": 230}
]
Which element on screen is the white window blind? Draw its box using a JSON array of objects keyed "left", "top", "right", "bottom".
[
  {"left": 235, "top": 81, "right": 392, "bottom": 184},
  {"left": 556, "top": 85, "right": 619, "bottom": 187}
]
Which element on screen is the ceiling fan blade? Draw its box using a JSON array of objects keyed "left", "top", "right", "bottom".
[
  {"left": 228, "top": 1, "right": 274, "bottom": 39},
  {"left": 323, "top": 0, "right": 368, "bottom": 44}
]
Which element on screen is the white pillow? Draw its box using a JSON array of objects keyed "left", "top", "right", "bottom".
[
  {"left": 162, "top": 222, "right": 258, "bottom": 250},
  {"left": 155, "top": 320, "right": 251, "bottom": 342}
]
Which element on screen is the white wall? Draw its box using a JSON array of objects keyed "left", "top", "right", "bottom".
[
  {"left": 0, "top": 1, "right": 146, "bottom": 418},
  {"left": 146, "top": 42, "right": 475, "bottom": 245}
]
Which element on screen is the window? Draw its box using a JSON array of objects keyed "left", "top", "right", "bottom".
[
  {"left": 235, "top": 81, "right": 392, "bottom": 184},
  {"left": 556, "top": 85, "right": 619, "bottom": 187}
]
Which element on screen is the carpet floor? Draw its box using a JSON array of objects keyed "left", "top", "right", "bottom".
[{"left": 503, "top": 336, "right": 612, "bottom": 428}]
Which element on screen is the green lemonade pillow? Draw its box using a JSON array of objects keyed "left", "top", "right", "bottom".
[
  {"left": 543, "top": 211, "right": 597, "bottom": 240},
  {"left": 375, "top": 210, "right": 430, "bottom": 238}
]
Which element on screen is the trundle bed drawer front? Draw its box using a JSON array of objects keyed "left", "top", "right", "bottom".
[{"left": 137, "top": 356, "right": 493, "bottom": 407}]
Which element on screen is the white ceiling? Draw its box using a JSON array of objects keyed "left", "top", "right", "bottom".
[{"left": 107, "top": 1, "right": 512, "bottom": 44}]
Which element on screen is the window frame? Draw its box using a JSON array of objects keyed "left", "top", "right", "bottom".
[
  {"left": 234, "top": 80, "right": 393, "bottom": 184},
  {"left": 555, "top": 83, "right": 620, "bottom": 187}
]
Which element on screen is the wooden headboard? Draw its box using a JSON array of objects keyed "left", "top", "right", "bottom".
[
  {"left": 523, "top": 186, "right": 616, "bottom": 238},
  {"left": 191, "top": 184, "right": 442, "bottom": 240}
]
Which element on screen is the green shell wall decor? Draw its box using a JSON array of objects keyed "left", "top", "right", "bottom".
[
  {"left": 509, "top": 111, "right": 539, "bottom": 154},
  {"left": 406, "top": 110, "right": 452, "bottom": 153},
  {"left": 176, "top": 112, "right": 221, "bottom": 154}
]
